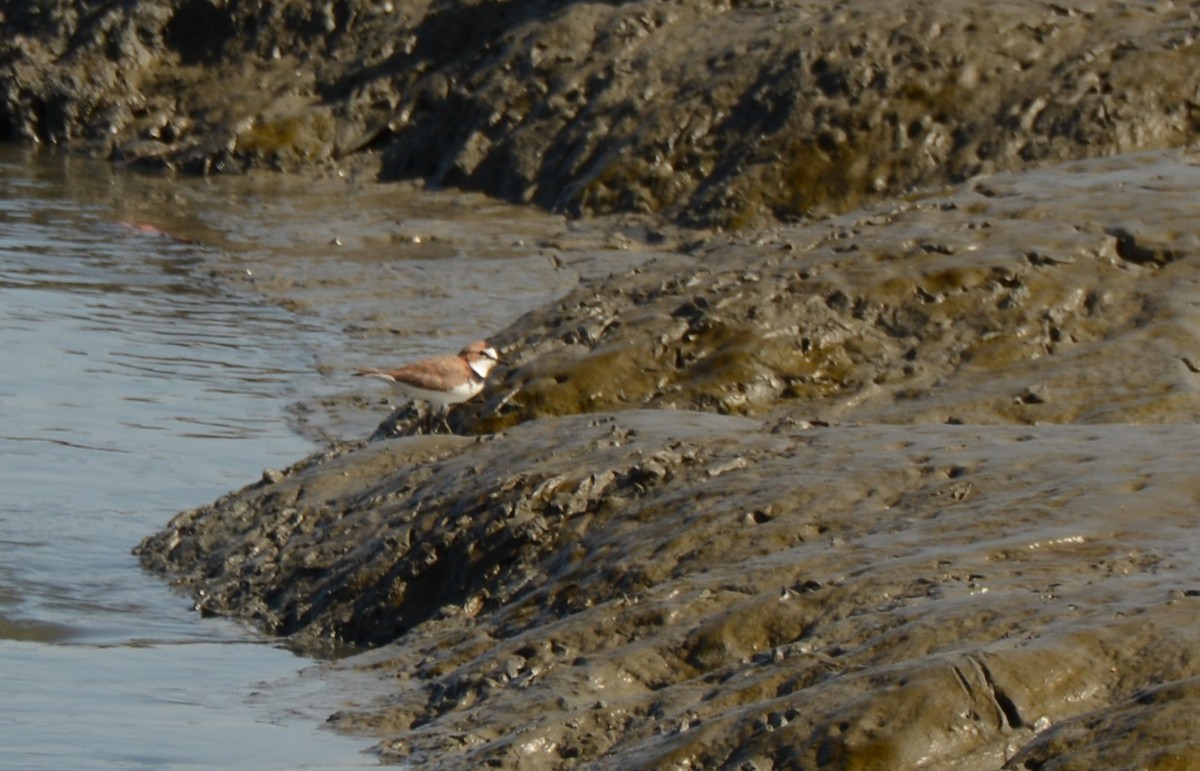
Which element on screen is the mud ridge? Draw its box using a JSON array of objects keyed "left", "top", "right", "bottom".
[
  {"left": 136, "top": 150, "right": 1200, "bottom": 769},
  {"left": 5, "top": 0, "right": 1200, "bottom": 225}
]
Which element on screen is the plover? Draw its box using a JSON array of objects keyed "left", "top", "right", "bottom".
[{"left": 354, "top": 340, "right": 499, "bottom": 416}]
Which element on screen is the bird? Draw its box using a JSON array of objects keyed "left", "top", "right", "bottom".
[{"left": 353, "top": 341, "right": 499, "bottom": 423}]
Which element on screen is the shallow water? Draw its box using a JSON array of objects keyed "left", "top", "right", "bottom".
[{"left": 0, "top": 146, "right": 378, "bottom": 769}]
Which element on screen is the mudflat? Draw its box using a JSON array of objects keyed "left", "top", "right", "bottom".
[
  {"left": 139, "top": 150, "right": 1200, "bottom": 770},
  {"left": 6, "top": 0, "right": 1200, "bottom": 767}
]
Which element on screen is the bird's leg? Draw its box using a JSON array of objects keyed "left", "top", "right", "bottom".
[{"left": 438, "top": 406, "right": 454, "bottom": 434}]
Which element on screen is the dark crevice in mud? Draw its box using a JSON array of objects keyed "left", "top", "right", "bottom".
[
  {"left": 164, "top": 0, "right": 235, "bottom": 64},
  {"left": 977, "top": 658, "right": 1023, "bottom": 730}
]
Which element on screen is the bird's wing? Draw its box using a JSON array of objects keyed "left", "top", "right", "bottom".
[{"left": 356, "top": 355, "right": 470, "bottom": 388}]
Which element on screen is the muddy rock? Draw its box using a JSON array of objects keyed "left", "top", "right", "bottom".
[
  {"left": 4, "top": 0, "right": 1200, "bottom": 224},
  {"left": 462, "top": 150, "right": 1200, "bottom": 431},
  {"left": 138, "top": 409, "right": 1200, "bottom": 769},
  {"left": 126, "top": 144, "right": 1200, "bottom": 767}
]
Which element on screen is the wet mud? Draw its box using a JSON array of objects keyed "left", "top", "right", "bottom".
[
  {"left": 462, "top": 150, "right": 1200, "bottom": 431},
  {"left": 138, "top": 415, "right": 1200, "bottom": 769},
  {"left": 5, "top": 0, "right": 1200, "bottom": 225},
  {"left": 136, "top": 150, "right": 1200, "bottom": 770},
  {"left": 9, "top": 0, "right": 1199, "bottom": 766}
]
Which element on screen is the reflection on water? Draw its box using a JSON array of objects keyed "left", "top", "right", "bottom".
[
  {"left": 0, "top": 146, "right": 376, "bottom": 768},
  {"left": 0, "top": 640, "right": 375, "bottom": 770}
]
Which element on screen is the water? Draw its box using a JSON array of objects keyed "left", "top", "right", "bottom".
[{"left": 0, "top": 146, "right": 378, "bottom": 769}]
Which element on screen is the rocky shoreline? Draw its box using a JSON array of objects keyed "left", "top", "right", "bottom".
[{"left": 7, "top": 0, "right": 1200, "bottom": 767}]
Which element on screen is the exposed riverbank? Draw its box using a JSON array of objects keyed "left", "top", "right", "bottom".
[
  {"left": 6, "top": 0, "right": 1200, "bottom": 767},
  {"left": 5, "top": 0, "right": 1200, "bottom": 226},
  {"left": 134, "top": 150, "right": 1200, "bottom": 769}
]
